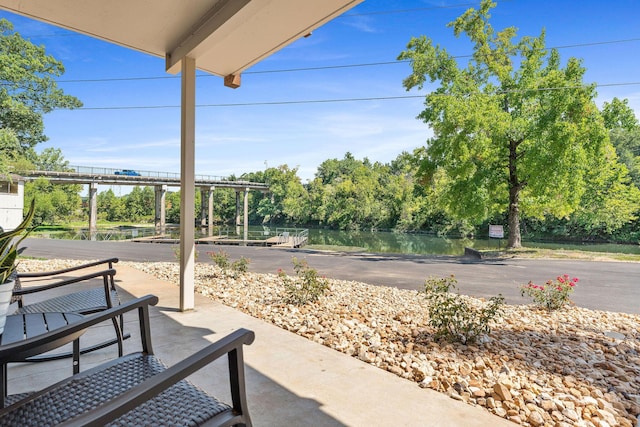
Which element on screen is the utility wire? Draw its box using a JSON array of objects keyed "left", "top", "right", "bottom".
[
  {"left": 7, "top": 0, "right": 637, "bottom": 84},
  {"left": 75, "top": 95, "right": 426, "bottom": 110},
  {"left": 50, "top": 37, "right": 640, "bottom": 84},
  {"left": 67, "top": 81, "right": 640, "bottom": 111}
]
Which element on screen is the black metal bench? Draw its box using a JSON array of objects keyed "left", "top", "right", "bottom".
[
  {"left": 12, "top": 258, "right": 128, "bottom": 359},
  {"left": 0, "top": 295, "right": 255, "bottom": 426}
]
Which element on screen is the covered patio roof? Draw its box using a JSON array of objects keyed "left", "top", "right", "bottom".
[
  {"left": 0, "top": 0, "right": 364, "bottom": 310},
  {"left": 0, "top": 0, "right": 363, "bottom": 77}
]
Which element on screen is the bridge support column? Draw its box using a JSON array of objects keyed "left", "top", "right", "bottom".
[
  {"left": 208, "top": 186, "right": 215, "bottom": 237},
  {"left": 243, "top": 187, "right": 249, "bottom": 244},
  {"left": 88, "top": 182, "right": 98, "bottom": 241},
  {"left": 199, "top": 187, "right": 207, "bottom": 228},
  {"left": 154, "top": 185, "right": 167, "bottom": 235},
  {"left": 235, "top": 190, "right": 241, "bottom": 235}
]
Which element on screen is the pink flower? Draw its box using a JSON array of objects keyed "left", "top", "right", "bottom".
[
  {"left": 557, "top": 276, "right": 565, "bottom": 283},
  {"left": 572, "top": 277, "right": 579, "bottom": 283}
]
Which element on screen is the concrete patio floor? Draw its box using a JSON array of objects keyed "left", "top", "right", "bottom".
[{"left": 7, "top": 265, "right": 513, "bottom": 426}]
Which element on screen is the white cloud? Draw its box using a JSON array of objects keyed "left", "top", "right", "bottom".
[{"left": 341, "top": 16, "right": 377, "bottom": 33}]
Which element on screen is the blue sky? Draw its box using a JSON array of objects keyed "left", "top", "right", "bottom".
[{"left": 2, "top": 0, "right": 640, "bottom": 183}]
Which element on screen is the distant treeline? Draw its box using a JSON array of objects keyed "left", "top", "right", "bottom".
[{"left": 29, "top": 149, "right": 636, "bottom": 244}]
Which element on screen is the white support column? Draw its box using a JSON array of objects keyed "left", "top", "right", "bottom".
[
  {"left": 179, "top": 56, "right": 196, "bottom": 312},
  {"left": 88, "top": 182, "right": 98, "bottom": 241},
  {"left": 243, "top": 187, "right": 249, "bottom": 244}
]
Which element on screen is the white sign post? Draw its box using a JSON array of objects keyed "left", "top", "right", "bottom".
[{"left": 489, "top": 225, "right": 504, "bottom": 250}]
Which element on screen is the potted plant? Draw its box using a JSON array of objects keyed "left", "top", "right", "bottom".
[{"left": 0, "top": 199, "right": 35, "bottom": 335}]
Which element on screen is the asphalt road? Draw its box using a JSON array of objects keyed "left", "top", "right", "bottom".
[{"left": 21, "top": 238, "right": 640, "bottom": 315}]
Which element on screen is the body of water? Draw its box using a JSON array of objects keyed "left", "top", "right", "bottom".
[
  {"left": 39, "top": 225, "right": 640, "bottom": 256},
  {"left": 307, "top": 228, "right": 640, "bottom": 255}
]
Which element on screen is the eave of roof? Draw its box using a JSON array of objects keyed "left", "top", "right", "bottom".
[{"left": 0, "top": 0, "right": 363, "bottom": 78}]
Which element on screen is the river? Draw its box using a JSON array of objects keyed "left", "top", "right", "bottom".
[
  {"left": 39, "top": 225, "right": 640, "bottom": 256},
  {"left": 306, "top": 228, "right": 640, "bottom": 255}
]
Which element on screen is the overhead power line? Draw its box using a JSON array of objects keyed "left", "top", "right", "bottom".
[
  {"left": 67, "top": 81, "right": 640, "bottom": 111},
  {"left": 50, "top": 37, "right": 640, "bottom": 84},
  {"left": 76, "top": 95, "right": 427, "bottom": 110}
]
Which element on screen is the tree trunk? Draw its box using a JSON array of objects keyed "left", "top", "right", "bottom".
[
  {"left": 507, "top": 138, "right": 522, "bottom": 248},
  {"left": 507, "top": 185, "right": 521, "bottom": 248}
]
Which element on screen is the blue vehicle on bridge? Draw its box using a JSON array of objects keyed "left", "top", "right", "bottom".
[{"left": 114, "top": 169, "right": 141, "bottom": 176}]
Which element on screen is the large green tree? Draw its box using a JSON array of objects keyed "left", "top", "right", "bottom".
[
  {"left": 124, "top": 186, "right": 155, "bottom": 221},
  {"left": 308, "top": 153, "right": 396, "bottom": 230},
  {"left": 389, "top": 151, "right": 446, "bottom": 232},
  {"left": 0, "top": 18, "right": 82, "bottom": 171},
  {"left": 24, "top": 148, "right": 82, "bottom": 224},
  {"left": 255, "top": 166, "right": 310, "bottom": 225},
  {"left": 602, "top": 98, "right": 640, "bottom": 188},
  {"left": 568, "top": 97, "right": 640, "bottom": 236},
  {"left": 97, "top": 189, "right": 126, "bottom": 222},
  {"left": 398, "top": 0, "right": 629, "bottom": 248},
  {"left": 164, "top": 190, "right": 202, "bottom": 225}
]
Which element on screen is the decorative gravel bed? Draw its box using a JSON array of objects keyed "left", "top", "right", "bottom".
[{"left": 20, "top": 259, "right": 640, "bottom": 426}]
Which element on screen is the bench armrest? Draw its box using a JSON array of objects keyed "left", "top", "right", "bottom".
[
  {"left": 0, "top": 294, "right": 158, "bottom": 363},
  {"left": 59, "top": 328, "right": 256, "bottom": 427},
  {"left": 17, "top": 258, "right": 119, "bottom": 278},
  {"left": 12, "top": 268, "right": 117, "bottom": 297}
]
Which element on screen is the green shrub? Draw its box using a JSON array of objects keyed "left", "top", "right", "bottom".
[
  {"left": 231, "top": 256, "right": 250, "bottom": 274},
  {"left": 424, "top": 275, "right": 504, "bottom": 344},
  {"left": 172, "top": 245, "right": 199, "bottom": 261},
  {"left": 207, "top": 250, "right": 250, "bottom": 277},
  {"left": 207, "top": 249, "right": 230, "bottom": 269},
  {"left": 279, "top": 257, "right": 328, "bottom": 305}
]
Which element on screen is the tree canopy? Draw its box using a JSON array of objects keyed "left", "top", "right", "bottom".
[
  {"left": 603, "top": 98, "right": 640, "bottom": 188},
  {"left": 24, "top": 148, "right": 82, "bottom": 225},
  {"left": 0, "top": 18, "right": 82, "bottom": 173},
  {"left": 398, "top": 0, "right": 638, "bottom": 247}
]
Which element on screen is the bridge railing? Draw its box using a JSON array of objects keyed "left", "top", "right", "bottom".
[
  {"left": 16, "top": 165, "right": 259, "bottom": 183},
  {"left": 67, "top": 165, "right": 231, "bottom": 181}
]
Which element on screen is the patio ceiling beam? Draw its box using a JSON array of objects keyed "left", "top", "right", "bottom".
[{"left": 165, "top": 0, "right": 251, "bottom": 74}]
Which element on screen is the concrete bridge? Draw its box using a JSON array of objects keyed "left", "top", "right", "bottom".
[{"left": 19, "top": 166, "right": 269, "bottom": 240}]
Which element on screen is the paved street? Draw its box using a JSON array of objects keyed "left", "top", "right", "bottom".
[{"left": 22, "top": 238, "right": 640, "bottom": 314}]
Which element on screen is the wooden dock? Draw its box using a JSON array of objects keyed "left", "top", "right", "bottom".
[{"left": 132, "top": 230, "right": 308, "bottom": 248}]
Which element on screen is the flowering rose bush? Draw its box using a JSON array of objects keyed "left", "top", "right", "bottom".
[{"left": 520, "top": 274, "right": 578, "bottom": 310}]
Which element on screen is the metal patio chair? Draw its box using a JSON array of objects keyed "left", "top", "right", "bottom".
[
  {"left": 11, "top": 258, "right": 128, "bottom": 360},
  {"left": 0, "top": 295, "right": 255, "bottom": 427}
]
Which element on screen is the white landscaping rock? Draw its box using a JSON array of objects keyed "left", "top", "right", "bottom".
[{"left": 20, "top": 258, "right": 640, "bottom": 427}]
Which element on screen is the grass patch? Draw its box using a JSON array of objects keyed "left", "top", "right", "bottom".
[
  {"left": 306, "top": 244, "right": 367, "bottom": 253},
  {"left": 480, "top": 247, "right": 640, "bottom": 262}
]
